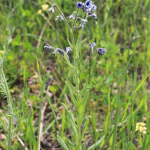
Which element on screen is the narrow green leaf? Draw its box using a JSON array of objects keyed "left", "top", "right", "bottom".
[
  {"left": 79, "top": 38, "right": 87, "bottom": 46},
  {"left": 65, "top": 81, "right": 77, "bottom": 108},
  {"left": 66, "top": 78, "right": 79, "bottom": 93},
  {"left": 64, "top": 137, "right": 75, "bottom": 150},
  {"left": 62, "top": 107, "right": 65, "bottom": 134},
  {"left": 118, "top": 54, "right": 133, "bottom": 86},
  {"left": 118, "top": 99, "right": 144, "bottom": 127},
  {"left": 80, "top": 89, "right": 89, "bottom": 123},
  {"left": 67, "top": 38, "right": 74, "bottom": 50},
  {"left": 47, "top": 95, "right": 61, "bottom": 135},
  {"left": 36, "top": 60, "right": 42, "bottom": 84},
  {"left": 80, "top": 119, "right": 89, "bottom": 142},
  {"left": 134, "top": 73, "right": 150, "bottom": 93},
  {"left": 80, "top": 75, "right": 89, "bottom": 97},
  {"left": 57, "top": 135, "right": 69, "bottom": 150},
  {"left": 64, "top": 55, "right": 75, "bottom": 70},
  {"left": 62, "top": 104, "right": 78, "bottom": 144},
  {"left": 87, "top": 136, "right": 105, "bottom": 150},
  {"left": 112, "top": 88, "right": 120, "bottom": 150},
  {"left": 76, "top": 119, "right": 89, "bottom": 149},
  {"left": 82, "top": 89, "right": 89, "bottom": 109},
  {"left": 81, "top": 143, "right": 86, "bottom": 150}
]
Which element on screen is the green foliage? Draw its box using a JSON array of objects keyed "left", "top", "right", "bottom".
[{"left": 0, "top": 0, "right": 150, "bottom": 149}]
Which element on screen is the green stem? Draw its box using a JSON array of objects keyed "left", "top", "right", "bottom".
[
  {"left": 72, "top": 8, "right": 79, "bottom": 48},
  {"left": 74, "top": 25, "right": 86, "bottom": 150},
  {"left": 50, "top": 0, "right": 71, "bottom": 32},
  {"left": 72, "top": 8, "right": 79, "bottom": 34},
  {"left": 0, "top": 58, "right": 13, "bottom": 150}
]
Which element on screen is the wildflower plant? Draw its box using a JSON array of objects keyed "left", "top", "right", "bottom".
[
  {"left": 0, "top": 43, "right": 23, "bottom": 150},
  {"left": 42, "top": 0, "right": 106, "bottom": 149},
  {"left": 0, "top": 44, "right": 13, "bottom": 150}
]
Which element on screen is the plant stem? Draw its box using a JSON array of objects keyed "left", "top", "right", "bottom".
[
  {"left": 74, "top": 24, "right": 86, "bottom": 150},
  {"left": 0, "top": 57, "right": 13, "bottom": 150},
  {"left": 72, "top": 8, "right": 79, "bottom": 48},
  {"left": 72, "top": 8, "right": 79, "bottom": 33},
  {"left": 50, "top": 0, "right": 71, "bottom": 32}
]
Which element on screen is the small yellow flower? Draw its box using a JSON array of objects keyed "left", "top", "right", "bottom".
[
  {"left": 136, "top": 122, "right": 147, "bottom": 134},
  {"left": 0, "top": 50, "right": 4, "bottom": 54},
  {"left": 143, "top": 17, "right": 147, "bottom": 21},
  {"left": 41, "top": 4, "right": 49, "bottom": 11},
  {"left": 37, "top": 9, "right": 42, "bottom": 15}
]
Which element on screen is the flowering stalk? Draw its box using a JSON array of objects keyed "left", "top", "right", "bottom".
[
  {"left": 49, "top": 0, "right": 71, "bottom": 32},
  {"left": 0, "top": 57, "right": 13, "bottom": 150},
  {"left": 43, "top": 0, "right": 106, "bottom": 149}
]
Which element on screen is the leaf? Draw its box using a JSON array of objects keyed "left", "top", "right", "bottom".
[
  {"left": 117, "top": 99, "right": 144, "bottom": 126},
  {"left": 81, "top": 89, "right": 89, "bottom": 121},
  {"left": 134, "top": 72, "right": 150, "bottom": 93},
  {"left": 112, "top": 89, "right": 120, "bottom": 150},
  {"left": 64, "top": 137, "right": 75, "bottom": 150},
  {"left": 118, "top": 54, "right": 133, "bottom": 86},
  {"left": 65, "top": 81, "right": 77, "bottom": 108},
  {"left": 80, "top": 119, "right": 89, "bottom": 143},
  {"left": 75, "top": 39, "right": 80, "bottom": 58},
  {"left": 125, "top": 141, "right": 132, "bottom": 150},
  {"left": 57, "top": 135, "right": 69, "bottom": 150},
  {"left": 79, "top": 38, "right": 87, "bottom": 46},
  {"left": 47, "top": 95, "right": 61, "bottom": 135},
  {"left": 80, "top": 75, "right": 89, "bottom": 97},
  {"left": 87, "top": 136, "right": 105, "bottom": 150},
  {"left": 66, "top": 78, "right": 79, "bottom": 93},
  {"left": 62, "top": 104, "right": 78, "bottom": 144},
  {"left": 67, "top": 38, "right": 74, "bottom": 50},
  {"left": 64, "top": 54, "right": 75, "bottom": 70}
]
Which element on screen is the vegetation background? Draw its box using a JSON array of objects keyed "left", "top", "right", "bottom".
[{"left": 0, "top": 0, "right": 150, "bottom": 149}]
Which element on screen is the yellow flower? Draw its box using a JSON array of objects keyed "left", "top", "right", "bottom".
[
  {"left": 143, "top": 17, "right": 147, "bottom": 21},
  {"left": 136, "top": 122, "right": 147, "bottom": 134},
  {"left": 0, "top": 50, "right": 4, "bottom": 54},
  {"left": 37, "top": 9, "right": 42, "bottom": 15},
  {"left": 41, "top": 4, "right": 49, "bottom": 11}
]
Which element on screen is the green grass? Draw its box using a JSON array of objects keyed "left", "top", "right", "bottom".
[{"left": 0, "top": 0, "right": 150, "bottom": 149}]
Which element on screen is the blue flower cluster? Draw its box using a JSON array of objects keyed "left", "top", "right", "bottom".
[
  {"left": 97, "top": 48, "right": 106, "bottom": 55},
  {"left": 89, "top": 42, "right": 106, "bottom": 55},
  {"left": 44, "top": 44, "right": 72, "bottom": 56},
  {"left": 76, "top": 0, "right": 97, "bottom": 19}
]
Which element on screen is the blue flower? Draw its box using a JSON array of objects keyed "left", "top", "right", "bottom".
[
  {"left": 91, "top": 5, "right": 97, "bottom": 11},
  {"left": 89, "top": 42, "right": 96, "bottom": 52},
  {"left": 85, "top": 0, "right": 92, "bottom": 7},
  {"left": 89, "top": 42, "right": 96, "bottom": 48},
  {"left": 76, "top": 2, "right": 83, "bottom": 8},
  {"left": 97, "top": 48, "right": 106, "bottom": 55},
  {"left": 56, "top": 15, "right": 64, "bottom": 21},
  {"left": 66, "top": 47, "right": 72, "bottom": 54}
]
